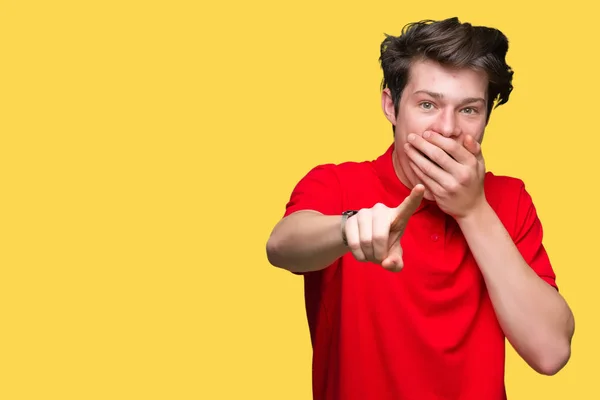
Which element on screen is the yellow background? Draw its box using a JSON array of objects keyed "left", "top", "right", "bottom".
[{"left": 1, "top": 1, "right": 597, "bottom": 399}]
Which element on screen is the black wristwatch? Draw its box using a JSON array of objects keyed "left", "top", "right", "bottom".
[{"left": 341, "top": 210, "right": 358, "bottom": 246}]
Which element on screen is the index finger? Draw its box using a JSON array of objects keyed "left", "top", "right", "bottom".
[
  {"left": 390, "top": 184, "right": 425, "bottom": 231},
  {"left": 421, "top": 130, "right": 476, "bottom": 165}
]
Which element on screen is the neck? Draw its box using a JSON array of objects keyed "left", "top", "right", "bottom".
[{"left": 391, "top": 147, "right": 412, "bottom": 190}]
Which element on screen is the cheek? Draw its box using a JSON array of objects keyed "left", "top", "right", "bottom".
[
  {"left": 396, "top": 109, "right": 431, "bottom": 139},
  {"left": 462, "top": 119, "right": 486, "bottom": 141}
]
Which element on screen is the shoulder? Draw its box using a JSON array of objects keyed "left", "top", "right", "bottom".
[
  {"left": 484, "top": 171, "right": 525, "bottom": 193},
  {"left": 484, "top": 171, "right": 540, "bottom": 237},
  {"left": 283, "top": 156, "right": 379, "bottom": 216},
  {"left": 484, "top": 171, "right": 528, "bottom": 208},
  {"left": 294, "top": 157, "right": 379, "bottom": 186}
]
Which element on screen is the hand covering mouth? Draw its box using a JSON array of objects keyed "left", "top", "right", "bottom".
[{"left": 417, "top": 149, "right": 456, "bottom": 168}]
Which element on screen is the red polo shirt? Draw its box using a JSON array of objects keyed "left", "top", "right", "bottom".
[{"left": 282, "top": 144, "right": 557, "bottom": 400}]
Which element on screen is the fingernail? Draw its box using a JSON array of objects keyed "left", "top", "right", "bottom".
[{"left": 423, "top": 131, "right": 431, "bottom": 138}]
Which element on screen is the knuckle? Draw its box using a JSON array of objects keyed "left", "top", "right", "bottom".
[
  {"left": 348, "top": 243, "right": 365, "bottom": 259},
  {"left": 431, "top": 148, "right": 446, "bottom": 164},
  {"left": 354, "top": 253, "right": 366, "bottom": 262},
  {"left": 372, "top": 232, "right": 387, "bottom": 243},
  {"left": 372, "top": 202, "right": 386, "bottom": 210},
  {"left": 357, "top": 208, "right": 371, "bottom": 220},
  {"left": 422, "top": 163, "right": 433, "bottom": 175},
  {"left": 359, "top": 237, "right": 373, "bottom": 248},
  {"left": 446, "top": 181, "right": 460, "bottom": 193},
  {"left": 457, "top": 170, "right": 470, "bottom": 185},
  {"left": 348, "top": 241, "right": 361, "bottom": 252},
  {"left": 346, "top": 234, "right": 360, "bottom": 250}
]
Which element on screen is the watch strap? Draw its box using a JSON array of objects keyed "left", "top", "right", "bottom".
[{"left": 341, "top": 210, "right": 358, "bottom": 246}]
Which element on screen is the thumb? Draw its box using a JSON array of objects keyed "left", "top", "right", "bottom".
[
  {"left": 390, "top": 184, "right": 425, "bottom": 232},
  {"left": 382, "top": 240, "right": 404, "bottom": 272}
]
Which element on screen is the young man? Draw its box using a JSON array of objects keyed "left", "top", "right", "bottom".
[{"left": 266, "top": 17, "right": 575, "bottom": 400}]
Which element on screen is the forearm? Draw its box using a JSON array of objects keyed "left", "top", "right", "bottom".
[
  {"left": 457, "top": 202, "right": 574, "bottom": 375},
  {"left": 266, "top": 210, "right": 348, "bottom": 273}
]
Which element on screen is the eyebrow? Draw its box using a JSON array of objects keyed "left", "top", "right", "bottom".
[{"left": 413, "top": 90, "right": 486, "bottom": 106}]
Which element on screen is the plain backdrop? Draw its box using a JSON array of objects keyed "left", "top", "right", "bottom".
[{"left": 1, "top": 1, "right": 598, "bottom": 399}]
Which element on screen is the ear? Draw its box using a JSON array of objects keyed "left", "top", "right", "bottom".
[{"left": 381, "top": 88, "right": 397, "bottom": 126}]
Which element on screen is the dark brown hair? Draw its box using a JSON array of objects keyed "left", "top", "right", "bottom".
[{"left": 379, "top": 17, "right": 514, "bottom": 122}]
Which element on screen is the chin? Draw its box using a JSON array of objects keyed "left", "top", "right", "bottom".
[{"left": 412, "top": 179, "right": 434, "bottom": 202}]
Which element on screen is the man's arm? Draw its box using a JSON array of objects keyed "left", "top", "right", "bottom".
[
  {"left": 267, "top": 164, "right": 348, "bottom": 273},
  {"left": 267, "top": 185, "right": 425, "bottom": 274},
  {"left": 266, "top": 210, "right": 348, "bottom": 273},
  {"left": 405, "top": 131, "right": 575, "bottom": 375},
  {"left": 456, "top": 203, "right": 575, "bottom": 375}
]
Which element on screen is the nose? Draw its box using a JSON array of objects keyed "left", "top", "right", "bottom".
[{"left": 432, "top": 109, "right": 461, "bottom": 138}]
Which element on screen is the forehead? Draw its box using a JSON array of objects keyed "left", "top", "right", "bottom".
[{"left": 405, "top": 59, "right": 488, "bottom": 98}]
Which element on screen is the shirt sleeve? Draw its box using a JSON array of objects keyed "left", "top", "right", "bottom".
[
  {"left": 513, "top": 182, "right": 558, "bottom": 290},
  {"left": 281, "top": 164, "right": 344, "bottom": 277},
  {"left": 283, "top": 164, "right": 343, "bottom": 218}
]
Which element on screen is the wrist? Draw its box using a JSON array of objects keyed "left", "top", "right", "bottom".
[{"left": 455, "top": 197, "right": 492, "bottom": 227}]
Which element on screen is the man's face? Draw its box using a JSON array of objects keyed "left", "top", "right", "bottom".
[{"left": 382, "top": 59, "right": 489, "bottom": 200}]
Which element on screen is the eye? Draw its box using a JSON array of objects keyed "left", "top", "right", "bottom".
[
  {"left": 419, "top": 102, "right": 434, "bottom": 110},
  {"left": 461, "top": 107, "right": 478, "bottom": 115}
]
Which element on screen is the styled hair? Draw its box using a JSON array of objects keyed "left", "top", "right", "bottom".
[{"left": 379, "top": 17, "right": 514, "bottom": 121}]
